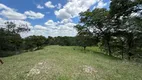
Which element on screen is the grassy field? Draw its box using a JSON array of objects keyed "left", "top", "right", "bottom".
[{"left": 0, "top": 45, "right": 142, "bottom": 80}]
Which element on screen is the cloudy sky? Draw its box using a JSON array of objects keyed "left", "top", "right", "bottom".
[{"left": 0, "top": 0, "right": 110, "bottom": 37}]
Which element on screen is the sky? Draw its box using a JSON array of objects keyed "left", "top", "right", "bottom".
[{"left": 0, "top": 0, "right": 110, "bottom": 37}]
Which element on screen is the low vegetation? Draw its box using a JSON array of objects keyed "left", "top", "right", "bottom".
[{"left": 0, "top": 46, "right": 142, "bottom": 80}]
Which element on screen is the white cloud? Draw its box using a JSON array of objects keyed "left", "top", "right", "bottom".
[
  {"left": 44, "top": 20, "right": 77, "bottom": 37},
  {"left": 0, "top": 18, "right": 5, "bottom": 27},
  {"left": 96, "top": 0, "right": 107, "bottom": 8},
  {"left": 0, "top": 3, "right": 27, "bottom": 20},
  {"left": 0, "top": 9, "right": 46, "bottom": 38},
  {"left": 34, "top": 25, "right": 47, "bottom": 30},
  {"left": 22, "top": 25, "right": 49, "bottom": 38},
  {"left": 37, "top": 5, "right": 44, "bottom": 9},
  {"left": 0, "top": 10, "right": 27, "bottom": 20},
  {"left": 24, "top": 11, "right": 44, "bottom": 19},
  {"left": 0, "top": 18, "right": 5, "bottom": 23},
  {"left": 0, "top": 3, "right": 13, "bottom": 11},
  {"left": 0, "top": 18, "right": 77, "bottom": 37},
  {"left": 45, "top": 20, "right": 57, "bottom": 26},
  {"left": 45, "top": 1, "right": 55, "bottom": 8},
  {"left": 54, "top": 0, "right": 98, "bottom": 20},
  {"left": 0, "top": 3, "right": 78, "bottom": 37},
  {"left": 57, "top": 3, "right": 62, "bottom": 9},
  {"left": 60, "top": 19, "right": 72, "bottom": 24},
  {"left": 55, "top": 9, "right": 72, "bottom": 19}
]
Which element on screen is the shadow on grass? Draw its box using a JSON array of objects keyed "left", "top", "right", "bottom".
[
  {"left": 0, "top": 51, "right": 23, "bottom": 58},
  {"left": 90, "top": 50, "right": 121, "bottom": 60},
  {"left": 74, "top": 46, "right": 121, "bottom": 61},
  {"left": 0, "top": 47, "right": 45, "bottom": 58}
]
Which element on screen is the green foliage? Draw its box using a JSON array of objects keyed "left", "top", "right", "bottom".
[
  {"left": 77, "top": 8, "right": 113, "bottom": 55},
  {"left": 110, "top": 0, "right": 142, "bottom": 18},
  {"left": 74, "top": 24, "right": 99, "bottom": 49},
  {"left": 46, "top": 36, "right": 76, "bottom": 46},
  {"left": 24, "top": 35, "right": 46, "bottom": 51},
  {"left": 75, "top": 0, "right": 142, "bottom": 60},
  {"left": 0, "top": 22, "right": 29, "bottom": 57},
  {"left": 109, "top": 0, "right": 142, "bottom": 59}
]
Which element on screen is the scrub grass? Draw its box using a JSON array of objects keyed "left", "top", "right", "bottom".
[{"left": 0, "top": 45, "right": 142, "bottom": 80}]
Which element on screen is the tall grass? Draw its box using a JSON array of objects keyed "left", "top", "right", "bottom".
[{"left": 0, "top": 45, "right": 142, "bottom": 80}]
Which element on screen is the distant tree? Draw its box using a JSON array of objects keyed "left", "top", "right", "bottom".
[
  {"left": 74, "top": 24, "right": 98, "bottom": 50},
  {"left": 47, "top": 36, "right": 56, "bottom": 45},
  {"left": 24, "top": 35, "right": 46, "bottom": 51},
  {"left": 35, "top": 36, "right": 46, "bottom": 49}
]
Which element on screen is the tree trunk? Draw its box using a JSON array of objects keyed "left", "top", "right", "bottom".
[
  {"left": 107, "top": 40, "right": 112, "bottom": 56},
  {"left": 0, "top": 59, "right": 3, "bottom": 64},
  {"left": 83, "top": 46, "right": 86, "bottom": 50},
  {"left": 105, "top": 32, "right": 112, "bottom": 56},
  {"left": 108, "top": 45, "right": 112, "bottom": 56},
  {"left": 127, "top": 33, "right": 133, "bottom": 60},
  {"left": 121, "top": 41, "right": 124, "bottom": 59},
  {"left": 128, "top": 52, "right": 131, "bottom": 60},
  {"left": 121, "top": 50, "right": 124, "bottom": 59}
]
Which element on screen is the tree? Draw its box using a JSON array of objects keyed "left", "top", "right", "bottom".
[
  {"left": 74, "top": 24, "right": 98, "bottom": 50},
  {"left": 24, "top": 35, "right": 46, "bottom": 51},
  {"left": 109, "top": 0, "right": 142, "bottom": 59},
  {"left": 78, "top": 8, "right": 114, "bottom": 55},
  {"left": 0, "top": 22, "right": 30, "bottom": 57},
  {"left": 0, "top": 59, "right": 3, "bottom": 64}
]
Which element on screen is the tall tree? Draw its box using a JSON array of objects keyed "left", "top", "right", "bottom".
[
  {"left": 78, "top": 8, "right": 113, "bottom": 55},
  {"left": 74, "top": 24, "right": 96, "bottom": 50},
  {"left": 109, "top": 0, "right": 142, "bottom": 59}
]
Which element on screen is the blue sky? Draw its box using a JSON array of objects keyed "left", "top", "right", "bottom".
[{"left": 0, "top": 0, "right": 110, "bottom": 37}]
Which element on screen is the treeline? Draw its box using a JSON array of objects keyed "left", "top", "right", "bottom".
[
  {"left": 0, "top": 22, "right": 98, "bottom": 57},
  {"left": 0, "top": 21, "right": 96, "bottom": 57},
  {"left": 0, "top": 22, "right": 47, "bottom": 57},
  {"left": 74, "top": 0, "right": 142, "bottom": 60},
  {"left": 47, "top": 36, "right": 98, "bottom": 47}
]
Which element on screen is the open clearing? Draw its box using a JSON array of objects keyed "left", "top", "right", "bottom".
[{"left": 0, "top": 46, "right": 142, "bottom": 80}]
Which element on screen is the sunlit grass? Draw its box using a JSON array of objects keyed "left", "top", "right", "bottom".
[{"left": 0, "top": 45, "right": 142, "bottom": 80}]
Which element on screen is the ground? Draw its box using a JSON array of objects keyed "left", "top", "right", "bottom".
[{"left": 0, "top": 45, "right": 142, "bottom": 80}]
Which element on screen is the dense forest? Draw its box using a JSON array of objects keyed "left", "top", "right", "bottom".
[{"left": 0, "top": 0, "right": 142, "bottom": 62}]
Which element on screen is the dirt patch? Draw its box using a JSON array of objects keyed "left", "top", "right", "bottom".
[
  {"left": 27, "top": 68, "right": 40, "bottom": 76},
  {"left": 27, "top": 60, "right": 62, "bottom": 77},
  {"left": 27, "top": 61, "right": 51, "bottom": 76},
  {"left": 82, "top": 65, "right": 98, "bottom": 74}
]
